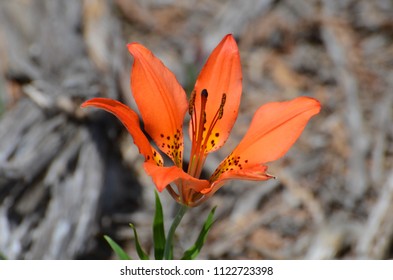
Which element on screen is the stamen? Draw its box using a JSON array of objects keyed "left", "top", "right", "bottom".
[
  {"left": 201, "top": 92, "right": 227, "bottom": 152},
  {"left": 187, "top": 90, "right": 226, "bottom": 177},
  {"left": 188, "top": 90, "right": 196, "bottom": 115},
  {"left": 196, "top": 89, "right": 209, "bottom": 147},
  {"left": 218, "top": 93, "right": 226, "bottom": 119},
  {"left": 188, "top": 89, "right": 209, "bottom": 177}
]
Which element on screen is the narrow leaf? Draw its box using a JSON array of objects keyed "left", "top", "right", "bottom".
[
  {"left": 181, "top": 206, "right": 217, "bottom": 260},
  {"left": 164, "top": 204, "right": 188, "bottom": 260},
  {"left": 104, "top": 235, "right": 131, "bottom": 260},
  {"left": 130, "top": 223, "right": 150, "bottom": 260},
  {"left": 153, "top": 190, "right": 166, "bottom": 260}
]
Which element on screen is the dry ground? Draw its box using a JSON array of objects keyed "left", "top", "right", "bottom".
[{"left": 0, "top": 0, "right": 392, "bottom": 259}]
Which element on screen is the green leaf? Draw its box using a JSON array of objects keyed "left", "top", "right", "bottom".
[
  {"left": 104, "top": 235, "right": 131, "bottom": 260},
  {"left": 153, "top": 191, "right": 166, "bottom": 260},
  {"left": 130, "top": 223, "right": 150, "bottom": 260},
  {"left": 164, "top": 204, "right": 188, "bottom": 260},
  {"left": 181, "top": 206, "right": 216, "bottom": 260}
]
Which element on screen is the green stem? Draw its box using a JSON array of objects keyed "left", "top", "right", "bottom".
[{"left": 164, "top": 204, "right": 188, "bottom": 260}]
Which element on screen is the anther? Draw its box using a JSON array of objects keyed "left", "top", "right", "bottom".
[
  {"left": 189, "top": 90, "right": 196, "bottom": 115},
  {"left": 201, "top": 89, "right": 208, "bottom": 98},
  {"left": 218, "top": 93, "right": 226, "bottom": 119}
]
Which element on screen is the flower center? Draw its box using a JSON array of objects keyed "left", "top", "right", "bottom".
[{"left": 187, "top": 88, "right": 226, "bottom": 178}]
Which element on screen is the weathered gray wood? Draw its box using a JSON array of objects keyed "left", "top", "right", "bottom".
[{"left": 0, "top": 0, "right": 141, "bottom": 259}]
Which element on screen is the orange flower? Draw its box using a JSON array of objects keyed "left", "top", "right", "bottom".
[{"left": 82, "top": 34, "right": 321, "bottom": 207}]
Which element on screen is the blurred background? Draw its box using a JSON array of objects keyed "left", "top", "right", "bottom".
[{"left": 0, "top": 0, "right": 392, "bottom": 260}]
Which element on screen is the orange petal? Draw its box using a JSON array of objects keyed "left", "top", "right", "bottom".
[
  {"left": 127, "top": 43, "right": 188, "bottom": 167},
  {"left": 144, "top": 162, "right": 210, "bottom": 194},
  {"left": 232, "top": 97, "right": 320, "bottom": 163},
  {"left": 191, "top": 34, "right": 242, "bottom": 153},
  {"left": 211, "top": 96, "right": 321, "bottom": 180},
  {"left": 81, "top": 98, "right": 163, "bottom": 165},
  {"left": 203, "top": 164, "right": 273, "bottom": 195}
]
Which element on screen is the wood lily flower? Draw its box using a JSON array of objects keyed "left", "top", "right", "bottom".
[{"left": 82, "top": 34, "right": 321, "bottom": 207}]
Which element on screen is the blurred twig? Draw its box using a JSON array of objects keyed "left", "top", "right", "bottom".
[
  {"left": 356, "top": 172, "right": 393, "bottom": 258},
  {"left": 321, "top": 0, "right": 369, "bottom": 203}
]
